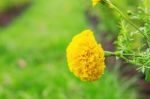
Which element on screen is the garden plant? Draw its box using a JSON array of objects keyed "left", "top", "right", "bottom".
[{"left": 66, "top": 0, "right": 150, "bottom": 81}]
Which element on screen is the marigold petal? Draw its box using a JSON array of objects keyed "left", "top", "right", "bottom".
[
  {"left": 66, "top": 29, "right": 105, "bottom": 81},
  {"left": 92, "top": 0, "right": 101, "bottom": 7}
]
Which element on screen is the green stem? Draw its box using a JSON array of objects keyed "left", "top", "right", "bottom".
[
  {"left": 104, "top": 50, "right": 140, "bottom": 62},
  {"left": 104, "top": 51, "right": 132, "bottom": 63},
  {"left": 105, "top": 51, "right": 137, "bottom": 57},
  {"left": 104, "top": 50, "right": 143, "bottom": 65},
  {"left": 104, "top": 51, "right": 118, "bottom": 57},
  {"left": 103, "top": 0, "right": 150, "bottom": 46}
]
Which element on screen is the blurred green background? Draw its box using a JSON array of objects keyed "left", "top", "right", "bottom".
[{"left": 0, "top": 0, "right": 144, "bottom": 99}]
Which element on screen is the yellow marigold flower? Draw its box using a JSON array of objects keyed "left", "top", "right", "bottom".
[
  {"left": 92, "top": 0, "right": 101, "bottom": 7},
  {"left": 66, "top": 29, "right": 105, "bottom": 81}
]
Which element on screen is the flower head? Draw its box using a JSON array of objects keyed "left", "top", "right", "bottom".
[
  {"left": 66, "top": 29, "right": 105, "bottom": 81},
  {"left": 92, "top": 0, "right": 101, "bottom": 7}
]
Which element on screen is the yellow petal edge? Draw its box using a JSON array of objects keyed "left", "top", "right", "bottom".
[{"left": 92, "top": 0, "right": 101, "bottom": 7}]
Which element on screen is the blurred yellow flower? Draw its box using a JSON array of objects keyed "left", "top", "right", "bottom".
[
  {"left": 92, "top": 0, "right": 101, "bottom": 7},
  {"left": 66, "top": 29, "right": 105, "bottom": 81}
]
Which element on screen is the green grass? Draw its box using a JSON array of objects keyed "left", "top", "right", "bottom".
[{"left": 0, "top": 0, "right": 137, "bottom": 99}]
